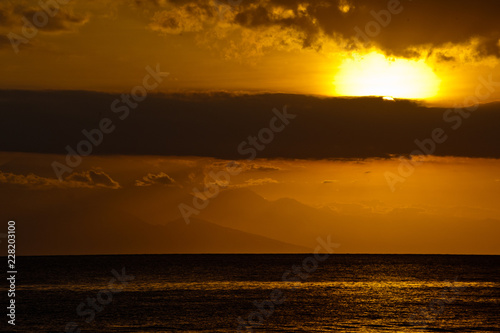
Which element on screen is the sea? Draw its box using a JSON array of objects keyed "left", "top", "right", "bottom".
[{"left": 2, "top": 254, "right": 499, "bottom": 332}]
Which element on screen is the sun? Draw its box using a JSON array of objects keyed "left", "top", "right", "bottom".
[{"left": 333, "top": 52, "right": 441, "bottom": 99}]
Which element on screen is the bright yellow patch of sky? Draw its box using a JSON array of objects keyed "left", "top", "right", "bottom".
[{"left": 333, "top": 52, "right": 441, "bottom": 99}]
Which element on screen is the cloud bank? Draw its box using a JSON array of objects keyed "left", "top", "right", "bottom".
[
  {"left": 1, "top": 90, "right": 500, "bottom": 159},
  {"left": 143, "top": 0, "right": 500, "bottom": 61}
]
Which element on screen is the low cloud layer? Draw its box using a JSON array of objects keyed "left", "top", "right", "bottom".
[
  {"left": 135, "top": 172, "right": 176, "bottom": 186},
  {"left": 1, "top": 90, "right": 499, "bottom": 159},
  {"left": 0, "top": 169, "right": 120, "bottom": 189},
  {"left": 2, "top": 152, "right": 499, "bottom": 254}
]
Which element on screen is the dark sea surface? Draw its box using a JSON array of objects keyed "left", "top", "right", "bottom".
[{"left": 2, "top": 254, "right": 499, "bottom": 332}]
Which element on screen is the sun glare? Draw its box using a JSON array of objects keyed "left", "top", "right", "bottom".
[{"left": 334, "top": 52, "right": 441, "bottom": 99}]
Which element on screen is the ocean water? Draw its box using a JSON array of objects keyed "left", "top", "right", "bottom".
[{"left": 3, "top": 254, "right": 499, "bottom": 332}]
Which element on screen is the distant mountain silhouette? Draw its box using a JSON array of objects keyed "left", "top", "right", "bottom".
[
  {"left": 197, "top": 188, "right": 500, "bottom": 254},
  {"left": 2, "top": 185, "right": 499, "bottom": 255},
  {"left": 8, "top": 200, "right": 308, "bottom": 255}
]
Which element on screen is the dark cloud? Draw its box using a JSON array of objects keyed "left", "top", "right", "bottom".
[
  {"left": 476, "top": 37, "right": 500, "bottom": 59},
  {"left": 0, "top": 169, "right": 120, "bottom": 189},
  {"left": 0, "top": 170, "right": 57, "bottom": 188},
  {"left": 234, "top": 6, "right": 273, "bottom": 27},
  {"left": 1, "top": 90, "right": 500, "bottom": 159},
  {"left": 248, "top": 164, "right": 281, "bottom": 172},
  {"left": 66, "top": 170, "right": 120, "bottom": 189},
  {"left": 436, "top": 53, "right": 456, "bottom": 63},
  {"left": 135, "top": 172, "right": 176, "bottom": 186},
  {"left": 242, "top": 178, "right": 278, "bottom": 187},
  {"left": 147, "top": 0, "right": 500, "bottom": 59},
  {"left": 0, "top": 2, "right": 88, "bottom": 33},
  {"left": 291, "top": 0, "right": 500, "bottom": 58}
]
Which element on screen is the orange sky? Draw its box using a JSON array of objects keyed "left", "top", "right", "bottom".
[
  {"left": 1, "top": 0, "right": 500, "bottom": 255},
  {"left": 0, "top": 0, "right": 499, "bottom": 105}
]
